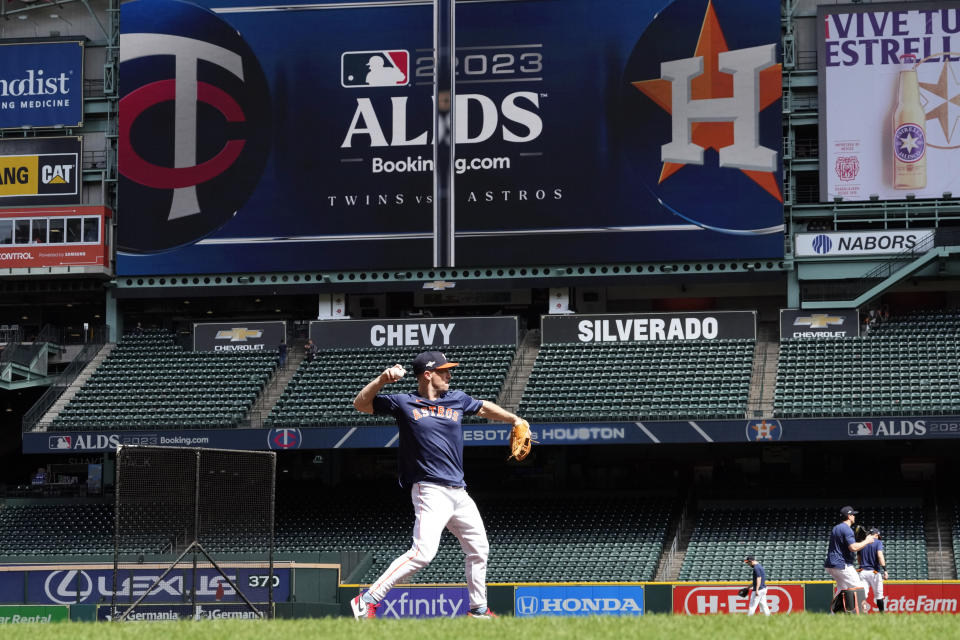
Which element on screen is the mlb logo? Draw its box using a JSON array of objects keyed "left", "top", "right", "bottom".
[
  {"left": 49, "top": 435, "right": 72, "bottom": 450},
  {"left": 341, "top": 50, "right": 409, "bottom": 87},
  {"left": 848, "top": 422, "right": 873, "bottom": 436}
]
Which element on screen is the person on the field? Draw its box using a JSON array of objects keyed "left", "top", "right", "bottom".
[
  {"left": 858, "top": 527, "right": 888, "bottom": 613},
  {"left": 744, "top": 555, "right": 771, "bottom": 616},
  {"left": 825, "top": 505, "right": 876, "bottom": 613}
]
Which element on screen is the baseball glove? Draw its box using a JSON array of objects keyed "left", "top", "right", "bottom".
[
  {"left": 853, "top": 524, "right": 867, "bottom": 542},
  {"left": 507, "top": 418, "right": 534, "bottom": 461},
  {"left": 737, "top": 587, "right": 751, "bottom": 598}
]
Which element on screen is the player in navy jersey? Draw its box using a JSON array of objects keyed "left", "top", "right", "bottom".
[
  {"left": 825, "top": 505, "right": 876, "bottom": 612},
  {"left": 859, "top": 527, "right": 887, "bottom": 613},
  {"left": 744, "top": 555, "right": 770, "bottom": 616},
  {"left": 349, "top": 350, "right": 524, "bottom": 620}
]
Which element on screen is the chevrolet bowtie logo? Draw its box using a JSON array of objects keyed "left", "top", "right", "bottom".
[
  {"left": 794, "top": 314, "right": 843, "bottom": 329},
  {"left": 215, "top": 328, "right": 263, "bottom": 342}
]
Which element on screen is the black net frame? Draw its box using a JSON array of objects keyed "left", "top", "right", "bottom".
[{"left": 112, "top": 446, "right": 276, "bottom": 621}]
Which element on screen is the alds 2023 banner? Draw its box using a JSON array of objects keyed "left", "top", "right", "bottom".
[{"left": 117, "top": 0, "right": 783, "bottom": 275}]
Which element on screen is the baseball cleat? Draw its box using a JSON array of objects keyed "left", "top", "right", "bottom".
[
  {"left": 351, "top": 594, "right": 378, "bottom": 620},
  {"left": 468, "top": 607, "right": 497, "bottom": 618}
]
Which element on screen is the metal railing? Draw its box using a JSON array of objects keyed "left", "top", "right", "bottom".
[
  {"left": 22, "top": 326, "right": 108, "bottom": 433},
  {"left": 803, "top": 230, "right": 938, "bottom": 302}
]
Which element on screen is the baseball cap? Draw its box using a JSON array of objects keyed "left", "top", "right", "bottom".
[
  {"left": 868, "top": 527, "right": 880, "bottom": 536},
  {"left": 744, "top": 555, "right": 755, "bottom": 563},
  {"left": 412, "top": 351, "right": 459, "bottom": 375},
  {"left": 840, "top": 505, "right": 858, "bottom": 516}
]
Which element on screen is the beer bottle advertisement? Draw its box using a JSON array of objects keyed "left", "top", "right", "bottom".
[{"left": 819, "top": 4, "right": 960, "bottom": 202}]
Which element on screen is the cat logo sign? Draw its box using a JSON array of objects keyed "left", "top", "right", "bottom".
[{"left": 0, "top": 152, "right": 78, "bottom": 198}]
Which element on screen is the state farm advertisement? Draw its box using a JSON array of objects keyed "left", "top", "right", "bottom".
[
  {"left": 864, "top": 583, "right": 960, "bottom": 614},
  {"left": 673, "top": 584, "right": 803, "bottom": 615}
]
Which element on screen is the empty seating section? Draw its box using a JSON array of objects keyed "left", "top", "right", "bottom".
[
  {"left": 954, "top": 503, "right": 960, "bottom": 579},
  {"left": 273, "top": 495, "right": 672, "bottom": 583},
  {"left": 681, "top": 503, "right": 928, "bottom": 580},
  {"left": 519, "top": 340, "right": 754, "bottom": 421},
  {"left": 775, "top": 312, "right": 960, "bottom": 417},
  {"left": 50, "top": 329, "right": 277, "bottom": 431},
  {"left": 0, "top": 503, "right": 167, "bottom": 557},
  {"left": 266, "top": 345, "right": 514, "bottom": 428}
]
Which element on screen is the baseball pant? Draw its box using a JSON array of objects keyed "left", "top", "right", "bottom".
[
  {"left": 860, "top": 570, "right": 884, "bottom": 601},
  {"left": 366, "top": 482, "right": 489, "bottom": 609},
  {"left": 826, "top": 565, "right": 865, "bottom": 591},
  {"left": 748, "top": 587, "right": 770, "bottom": 616}
]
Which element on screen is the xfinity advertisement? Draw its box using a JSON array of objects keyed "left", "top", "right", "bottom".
[{"left": 117, "top": 0, "right": 783, "bottom": 275}]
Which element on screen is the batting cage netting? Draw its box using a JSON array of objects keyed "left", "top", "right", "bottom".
[{"left": 112, "top": 446, "right": 276, "bottom": 621}]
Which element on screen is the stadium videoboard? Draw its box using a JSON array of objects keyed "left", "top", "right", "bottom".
[
  {"left": 819, "top": 2, "right": 960, "bottom": 201},
  {"left": 117, "top": 0, "right": 784, "bottom": 276}
]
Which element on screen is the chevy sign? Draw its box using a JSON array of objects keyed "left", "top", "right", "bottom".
[{"left": 0, "top": 40, "right": 84, "bottom": 129}]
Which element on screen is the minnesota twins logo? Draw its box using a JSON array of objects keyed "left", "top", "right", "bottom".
[
  {"left": 622, "top": 0, "right": 784, "bottom": 237},
  {"left": 746, "top": 419, "right": 782, "bottom": 441},
  {"left": 118, "top": 0, "right": 271, "bottom": 254}
]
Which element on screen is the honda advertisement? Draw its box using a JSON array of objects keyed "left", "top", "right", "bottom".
[
  {"left": 515, "top": 585, "right": 644, "bottom": 617},
  {"left": 309, "top": 316, "right": 518, "bottom": 349},
  {"left": 117, "top": 0, "right": 783, "bottom": 276},
  {"left": 0, "top": 566, "right": 289, "bottom": 605},
  {"left": 819, "top": 2, "right": 960, "bottom": 201},
  {"left": 193, "top": 320, "right": 286, "bottom": 352},
  {"left": 541, "top": 311, "right": 757, "bottom": 344},
  {"left": 672, "top": 584, "right": 804, "bottom": 615},
  {"left": 0, "top": 39, "right": 84, "bottom": 129}
]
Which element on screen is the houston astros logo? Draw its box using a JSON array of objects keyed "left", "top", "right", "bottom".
[
  {"left": 631, "top": 0, "right": 782, "bottom": 202},
  {"left": 118, "top": 0, "right": 271, "bottom": 254},
  {"left": 621, "top": 0, "right": 784, "bottom": 239}
]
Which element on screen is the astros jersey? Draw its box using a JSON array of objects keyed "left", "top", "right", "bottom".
[
  {"left": 824, "top": 522, "right": 857, "bottom": 568},
  {"left": 859, "top": 539, "right": 885, "bottom": 571},
  {"left": 752, "top": 563, "right": 767, "bottom": 589},
  {"left": 372, "top": 390, "right": 483, "bottom": 489}
]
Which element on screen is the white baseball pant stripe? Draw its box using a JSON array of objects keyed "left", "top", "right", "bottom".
[
  {"left": 860, "top": 570, "right": 884, "bottom": 600},
  {"left": 366, "top": 482, "right": 489, "bottom": 609},
  {"left": 748, "top": 587, "right": 770, "bottom": 616},
  {"left": 826, "top": 565, "right": 866, "bottom": 591}
]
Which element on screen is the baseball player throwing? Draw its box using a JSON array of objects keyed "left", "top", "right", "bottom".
[
  {"left": 349, "top": 350, "right": 524, "bottom": 619},
  {"left": 859, "top": 527, "right": 888, "bottom": 613}
]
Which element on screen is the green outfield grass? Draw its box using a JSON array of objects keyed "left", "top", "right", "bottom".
[{"left": 1, "top": 614, "right": 957, "bottom": 640}]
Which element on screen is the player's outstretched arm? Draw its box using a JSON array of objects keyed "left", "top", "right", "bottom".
[
  {"left": 353, "top": 365, "right": 406, "bottom": 414},
  {"left": 477, "top": 400, "right": 521, "bottom": 425}
]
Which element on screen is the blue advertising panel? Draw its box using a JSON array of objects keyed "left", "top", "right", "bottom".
[
  {"left": 0, "top": 572, "right": 25, "bottom": 604},
  {"left": 0, "top": 40, "right": 84, "bottom": 129},
  {"left": 21, "top": 416, "right": 960, "bottom": 453},
  {"left": 373, "top": 586, "right": 469, "bottom": 618},
  {"left": 17, "top": 567, "right": 288, "bottom": 605},
  {"left": 515, "top": 585, "right": 644, "bottom": 617},
  {"left": 116, "top": 0, "right": 783, "bottom": 275}
]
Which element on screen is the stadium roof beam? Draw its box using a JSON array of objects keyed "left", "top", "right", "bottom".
[{"left": 113, "top": 259, "right": 789, "bottom": 295}]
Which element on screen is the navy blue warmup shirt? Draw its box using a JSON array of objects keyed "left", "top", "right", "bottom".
[
  {"left": 860, "top": 539, "right": 884, "bottom": 571},
  {"left": 372, "top": 390, "right": 484, "bottom": 488},
  {"left": 824, "top": 522, "right": 857, "bottom": 568},
  {"left": 752, "top": 563, "right": 767, "bottom": 589}
]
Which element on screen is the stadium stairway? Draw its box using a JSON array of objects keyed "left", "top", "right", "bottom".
[
  {"left": 653, "top": 491, "right": 697, "bottom": 581},
  {"left": 745, "top": 323, "right": 779, "bottom": 418},
  {"left": 496, "top": 329, "right": 540, "bottom": 413},
  {"left": 35, "top": 343, "right": 115, "bottom": 431},
  {"left": 245, "top": 339, "right": 307, "bottom": 428},
  {"left": 925, "top": 497, "right": 957, "bottom": 579}
]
